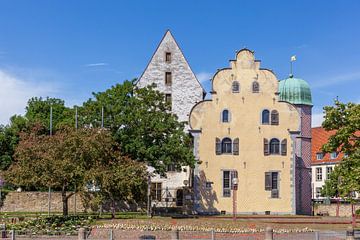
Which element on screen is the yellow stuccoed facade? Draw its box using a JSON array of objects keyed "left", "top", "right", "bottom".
[{"left": 189, "top": 49, "right": 303, "bottom": 214}]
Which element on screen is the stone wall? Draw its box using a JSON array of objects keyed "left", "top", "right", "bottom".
[
  {"left": 314, "top": 203, "right": 360, "bottom": 217},
  {"left": 1, "top": 192, "right": 143, "bottom": 213},
  {"left": 1, "top": 192, "right": 84, "bottom": 213}
]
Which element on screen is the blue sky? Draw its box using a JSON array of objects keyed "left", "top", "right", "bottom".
[{"left": 0, "top": 0, "right": 359, "bottom": 125}]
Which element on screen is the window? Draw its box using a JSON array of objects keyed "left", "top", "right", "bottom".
[
  {"left": 223, "top": 171, "right": 231, "bottom": 197},
  {"left": 262, "top": 110, "right": 270, "bottom": 124},
  {"left": 252, "top": 81, "right": 259, "bottom": 93},
  {"left": 316, "top": 167, "right": 322, "bottom": 181},
  {"left": 316, "top": 153, "right": 324, "bottom": 160},
  {"left": 151, "top": 183, "right": 162, "bottom": 201},
  {"left": 326, "top": 166, "right": 333, "bottom": 179},
  {"left": 223, "top": 170, "right": 238, "bottom": 197},
  {"left": 165, "top": 52, "right": 171, "bottom": 63},
  {"left": 221, "top": 138, "right": 232, "bottom": 154},
  {"left": 269, "top": 138, "right": 280, "bottom": 155},
  {"left": 265, "top": 172, "right": 279, "bottom": 198},
  {"left": 281, "top": 139, "right": 287, "bottom": 156},
  {"left": 222, "top": 109, "right": 230, "bottom": 122},
  {"left": 271, "top": 110, "right": 279, "bottom": 125},
  {"left": 330, "top": 152, "right": 338, "bottom": 159},
  {"left": 232, "top": 81, "right": 240, "bottom": 93},
  {"left": 165, "top": 93, "right": 172, "bottom": 104},
  {"left": 165, "top": 72, "right": 172, "bottom": 86},
  {"left": 167, "top": 164, "right": 176, "bottom": 172},
  {"left": 233, "top": 138, "right": 239, "bottom": 155},
  {"left": 316, "top": 187, "right": 322, "bottom": 198}
]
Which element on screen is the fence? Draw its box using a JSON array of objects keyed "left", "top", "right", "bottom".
[{"left": 0, "top": 227, "right": 357, "bottom": 240}]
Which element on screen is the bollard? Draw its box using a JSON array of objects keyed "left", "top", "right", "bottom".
[
  {"left": 315, "top": 231, "right": 319, "bottom": 240},
  {"left": 265, "top": 226, "right": 273, "bottom": 240},
  {"left": 109, "top": 229, "right": 113, "bottom": 240},
  {"left": 11, "top": 230, "right": 15, "bottom": 240},
  {"left": 171, "top": 229, "right": 180, "bottom": 240},
  {"left": 346, "top": 226, "right": 355, "bottom": 240},
  {"left": 211, "top": 229, "right": 215, "bottom": 240},
  {"left": 78, "top": 228, "right": 86, "bottom": 240}
]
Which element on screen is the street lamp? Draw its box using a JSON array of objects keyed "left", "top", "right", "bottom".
[{"left": 232, "top": 177, "right": 238, "bottom": 221}]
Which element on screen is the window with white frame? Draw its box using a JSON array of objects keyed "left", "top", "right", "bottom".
[
  {"left": 316, "top": 152, "right": 324, "bottom": 160},
  {"left": 223, "top": 170, "right": 237, "bottom": 197},
  {"left": 150, "top": 182, "right": 162, "bottom": 201},
  {"left": 330, "top": 152, "right": 338, "bottom": 159},
  {"left": 316, "top": 167, "right": 322, "bottom": 181}
]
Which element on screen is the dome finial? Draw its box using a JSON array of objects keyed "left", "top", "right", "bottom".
[{"left": 290, "top": 55, "right": 296, "bottom": 76}]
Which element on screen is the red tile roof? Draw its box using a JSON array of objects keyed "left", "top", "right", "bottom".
[{"left": 311, "top": 127, "right": 343, "bottom": 165}]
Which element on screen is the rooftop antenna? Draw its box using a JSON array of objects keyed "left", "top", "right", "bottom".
[{"left": 290, "top": 55, "right": 296, "bottom": 77}]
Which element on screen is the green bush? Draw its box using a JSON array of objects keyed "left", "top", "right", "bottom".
[{"left": 8, "top": 215, "right": 94, "bottom": 235}]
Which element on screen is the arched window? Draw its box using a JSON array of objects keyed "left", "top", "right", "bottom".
[
  {"left": 222, "top": 109, "right": 230, "bottom": 123},
  {"left": 271, "top": 110, "right": 279, "bottom": 125},
  {"left": 252, "top": 81, "right": 259, "bottom": 93},
  {"left": 262, "top": 110, "right": 270, "bottom": 124},
  {"left": 232, "top": 81, "right": 240, "bottom": 93},
  {"left": 221, "top": 138, "right": 232, "bottom": 154},
  {"left": 270, "top": 138, "right": 280, "bottom": 154}
]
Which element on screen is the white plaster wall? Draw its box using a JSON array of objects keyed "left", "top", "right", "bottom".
[
  {"left": 137, "top": 31, "right": 204, "bottom": 199},
  {"left": 311, "top": 163, "right": 336, "bottom": 199}
]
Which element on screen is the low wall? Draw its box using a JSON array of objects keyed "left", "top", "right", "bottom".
[
  {"left": 314, "top": 203, "right": 360, "bottom": 217},
  {"left": 0, "top": 192, "right": 144, "bottom": 213},
  {"left": 1, "top": 192, "right": 85, "bottom": 213}
]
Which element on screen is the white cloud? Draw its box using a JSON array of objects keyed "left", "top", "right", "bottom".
[
  {"left": 312, "top": 112, "right": 324, "bottom": 127},
  {"left": 311, "top": 71, "right": 360, "bottom": 89},
  {"left": 85, "top": 63, "right": 108, "bottom": 67},
  {"left": 196, "top": 72, "right": 212, "bottom": 83},
  {"left": 0, "top": 70, "right": 56, "bottom": 125}
]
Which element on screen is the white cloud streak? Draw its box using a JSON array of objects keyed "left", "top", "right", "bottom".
[
  {"left": 85, "top": 63, "right": 108, "bottom": 67},
  {"left": 311, "top": 71, "right": 360, "bottom": 89},
  {"left": 0, "top": 70, "right": 56, "bottom": 125},
  {"left": 196, "top": 72, "right": 212, "bottom": 83}
]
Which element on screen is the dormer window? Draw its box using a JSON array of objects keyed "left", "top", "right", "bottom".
[
  {"left": 330, "top": 152, "right": 338, "bottom": 159},
  {"left": 316, "top": 152, "right": 324, "bottom": 160},
  {"left": 165, "top": 52, "right": 171, "bottom": 63}
]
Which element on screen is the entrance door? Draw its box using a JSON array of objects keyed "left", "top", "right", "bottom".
[{"left": 176, "top": 189, "right": 183, "bottom": 206}]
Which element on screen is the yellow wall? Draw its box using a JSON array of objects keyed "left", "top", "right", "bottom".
[{"left": 190, "top": 49, "right": 300, "bottom": 214}]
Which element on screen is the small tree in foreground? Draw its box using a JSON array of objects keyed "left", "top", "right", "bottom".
[{"left": 4, "top": 125, "right": 141, "bottom": 216}]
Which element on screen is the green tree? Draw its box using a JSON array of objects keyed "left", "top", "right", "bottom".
[
  {"left": 80, "top": 80, "right": 195, "bottom": 175},
  {"left": 4, "top": 126, "right": 120, "bottom": 216},
  {"left": 25, "top": 97, "right": 75, "bottom": 131},
  {"left": 321, "top": 101, "right": 360, "bottom": 201},
  {"left": 0, "top": 115, "right": 28, "bottom": 170}
]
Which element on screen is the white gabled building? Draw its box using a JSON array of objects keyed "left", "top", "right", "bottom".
[{"left": 136, "top": 30, "right": 205, "bottom": 208}]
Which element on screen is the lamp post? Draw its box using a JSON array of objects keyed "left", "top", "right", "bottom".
[{"left": 232, "top": 177, "right": 238, "bottom": 221}]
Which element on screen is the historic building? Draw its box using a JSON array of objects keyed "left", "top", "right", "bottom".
[
  {"left": 136, "top": 30, "right": 205, "bottom": 208},
  {"left": 189, "top": 49, "right": 313, "bottom": 215}
]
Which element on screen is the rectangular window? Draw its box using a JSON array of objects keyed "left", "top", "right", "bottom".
[
  {"left": 330, "top": 152, "right": 338, "bottom": 159},
  {"left": 165, "top": 52, "right": 171, "bottom": 63},
  {"left": 165, "top": 94, "right": 172, "bottom": 108},
  {"left": 223, "top": 170, "right": 237, "bottom": 197},
  {"left": 265, "top": 172, "right": 279, "bottom": 198},
  {"left": 165, "top": 72, "right": 172, "bottom": 86},
  {"left": 150, "top": 182, "right": 162, "bottom": 201},
  {"left": 167, "top": 164, "right": 176, "bottom": 172},
  {"left": 316, "top": 167, "right": 322, "bottom": 181},
  {"left": 316, "top": 152, "right": 324, "bottom": 160},
  {"left": 316, "top": 187, "right": 322, "bottom": 198},
  {"left": 326, "top": 166, "right": 333, "bottom": 179}
]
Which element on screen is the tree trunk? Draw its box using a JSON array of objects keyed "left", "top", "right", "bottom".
[
  {"left": 62, "top": 190, "right": 68, "bottom": 216},
  {"left": 111, "top": 200, "right": 115, "bottom": 219}
]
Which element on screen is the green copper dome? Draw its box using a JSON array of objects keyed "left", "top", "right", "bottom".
[{"left": 279, "top": 75, "right": 312, "bottom": 106}]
